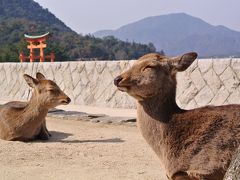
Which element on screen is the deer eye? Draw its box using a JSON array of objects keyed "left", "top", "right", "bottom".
[
  {"left": 47, "top": 89, "right": 55, "bottom": 92},
  {"left": 146, "top": 65, "right": 153, "bottom": 69},
  {"left": 143, "top": 65, "right": 155, "bottom": 71}
]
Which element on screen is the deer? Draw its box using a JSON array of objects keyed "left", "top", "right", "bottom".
[
  {"left": 114, "top": 52, "right": 240, "bottom": 180},
  {"left": 0, "top": 72, "right": 71, "bottom": 141}
]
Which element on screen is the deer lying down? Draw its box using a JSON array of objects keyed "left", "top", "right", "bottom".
[
  {"left": 114, "top": 52, "right": 240, "bottom": 180},
  {"left": 0, "top": 72, "right": 71, "bottom": 141}
]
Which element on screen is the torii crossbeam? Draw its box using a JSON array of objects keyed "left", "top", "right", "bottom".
[{"left": 19, "top": 32, "right": 55, "bottom": 62}]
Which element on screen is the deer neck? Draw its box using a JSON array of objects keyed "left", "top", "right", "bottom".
[
  {"left": 136, "top": 88, "right": 183, "bottom": 175},
  {"left": 138, "top": 89, "right": 182, "bottom": 123},
  {"left": 22, "top": 96, "right": 49, "bottom": 125}
]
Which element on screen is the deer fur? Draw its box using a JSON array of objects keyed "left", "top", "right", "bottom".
[
  {"left": 0, "top": 72, "right": 71, "bottom": 141},
  {"left": 114, "top": 52, "right": 240, "bottom": 180}
]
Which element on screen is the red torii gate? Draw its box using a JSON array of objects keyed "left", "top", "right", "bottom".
[{"left": 19, "top": 32, "right": 55, "bottom": 62}]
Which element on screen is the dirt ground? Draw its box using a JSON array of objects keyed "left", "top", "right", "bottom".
[{"left": 0, "top": 117, "right": 167, "bottom": 180}]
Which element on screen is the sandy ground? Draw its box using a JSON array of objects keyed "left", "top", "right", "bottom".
[
  {"left": 0, "top": 101, "right": 137, "bottom": 118},
  {"left": 55, "top": 104, "right": 137, "bottom": 118},
  {"left": 0, "top": 117, "right": 167, "bottom": 180}
]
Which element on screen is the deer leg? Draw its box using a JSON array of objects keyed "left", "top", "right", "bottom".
[
  {"left": 43, "top": 119, "right": 51, "bottom": 137},
  {"left": 172, "top": 172, "right": 199, "bottom": 180},
  {"left": 35, "top": 124, "right": 50, "bottom": 140},
  {"left": 46, "top": 127, "right": 51, "bottom": 137}
]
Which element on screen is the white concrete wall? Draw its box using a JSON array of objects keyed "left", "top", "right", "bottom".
[{"left": 0, "top": 58, "right": 240, "bottom": 109}]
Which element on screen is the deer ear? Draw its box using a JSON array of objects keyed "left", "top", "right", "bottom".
[
  {"left": 23, "top": 74, "right": 39, "bottom": 88},
  {"left": 36, "top": 72, "right": 46, "bottom": 80},
  {"left": 172, "top": 52, "right": 198, "bottom": 72}
]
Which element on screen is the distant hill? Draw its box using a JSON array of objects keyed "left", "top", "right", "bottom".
[
  {"left": 0, "top": 0, "right": 72, "bottom": 32},
  {"left": 94, "top": 13, "right": 240, "bottom": 57},
  {"left": 0, "top": 0, "right": 156, "bottom": 62}
]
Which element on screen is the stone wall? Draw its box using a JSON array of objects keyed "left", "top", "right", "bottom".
[{"left": 0, "top": 58, "right": 240, "bottom": 109}]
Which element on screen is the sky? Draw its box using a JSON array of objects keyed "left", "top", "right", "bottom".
[{"left": 34, "top": 0, "right": 240, "bottom": 34}]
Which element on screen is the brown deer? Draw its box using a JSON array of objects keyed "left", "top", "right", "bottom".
[
  {"left": 0, "top": 72, "right": 71, "bottom": 141},
  {"left": 114, "top": 52, "right": 240, "bottom": 180}
]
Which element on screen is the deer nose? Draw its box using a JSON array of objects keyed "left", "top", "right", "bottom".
[
  {"left": 114, "top": 76, "right": 123, "bottom": 86},
  {"left": 66, "top": 97, "right": 71, "bottom": 104}
]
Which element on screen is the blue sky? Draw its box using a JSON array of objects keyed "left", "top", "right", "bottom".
[{"left": 34, "top": 0, "right": 240, "bottom": 34}]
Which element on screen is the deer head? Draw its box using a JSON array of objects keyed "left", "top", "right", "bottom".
[
  {"left": 23, "top": 72, "right": 71, "bottom": 108},
  {"left": 114, "top": 52, "right": 198, "bottom": 101}
]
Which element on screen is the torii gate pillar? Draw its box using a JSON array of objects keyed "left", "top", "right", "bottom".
[{"left": 20, "top": 32, "right": 55, "bottom": 62}]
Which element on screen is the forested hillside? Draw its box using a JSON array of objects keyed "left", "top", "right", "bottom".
[{"left": 0, "top": 0, "right": 156, "bottom": 62}]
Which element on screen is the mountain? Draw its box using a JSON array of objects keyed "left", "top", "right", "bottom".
[
  {"left": 0, "top": 0, "right": 72, "bottom": 32},
  {"left": 0, "top": 0, "right": 156, "bottom": 62},
  {"left": 94, "top": 13, "right": 240, "bottom": 57}
]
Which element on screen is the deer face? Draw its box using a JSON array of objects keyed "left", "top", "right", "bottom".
[
  {"left": 23, "top": 72, "right": 71, "bottom": 108},
  {"left": 114, "top": 52, "right": 197, "bottom": 101}
]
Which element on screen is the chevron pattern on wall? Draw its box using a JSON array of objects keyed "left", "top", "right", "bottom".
[{"left": 0, "top": 58, "right": 240, "bottom": 109}]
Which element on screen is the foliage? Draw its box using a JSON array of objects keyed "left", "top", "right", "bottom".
[{"left": 0, "top": 0, "right": 156, "bottom": 62}]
